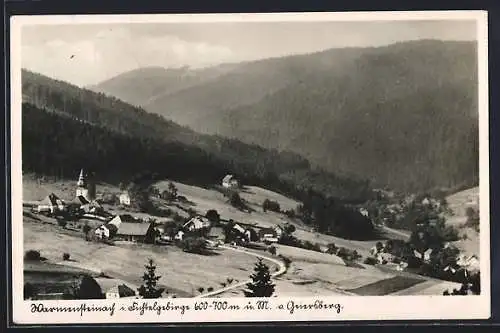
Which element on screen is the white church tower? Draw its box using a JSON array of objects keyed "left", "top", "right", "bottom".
[{"left": 76, "top": 169, "right": 89, "bottom": 200}]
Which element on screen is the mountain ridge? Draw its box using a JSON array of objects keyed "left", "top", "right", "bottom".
[{"left": 90, "top": 39, "right": 479, "bottom": 192}]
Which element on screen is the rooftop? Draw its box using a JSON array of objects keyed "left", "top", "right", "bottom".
[{"left": 116, "top": 222, "right": 150, "bottom": 236}]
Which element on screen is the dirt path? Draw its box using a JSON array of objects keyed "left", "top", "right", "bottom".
[
  {"left": 380, "top": 226, "right": 411, "bottom": 240},
  {"left": 194, "top": 245, "right": 287, "bottom": 298}
]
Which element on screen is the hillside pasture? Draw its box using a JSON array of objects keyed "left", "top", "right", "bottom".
[{"left": 445, "top": 186, "right": 480, "bottom": 258}]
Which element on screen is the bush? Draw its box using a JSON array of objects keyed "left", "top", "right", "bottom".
[
  {"left": 364, "top": 257, "right": 378, "bottom": 265},
  {"left": 278, "top": 255, "right": 292, "bottom": 268},
  {"left": 298, "top": 240, "right": 322, "bottom": 252},
  {"left": 205, "top": 209, "right": 220, "bottom": 224},
  {"left": 326, "top": 243, "right": 337, "bottom": 254},
  {"left": 24, "top": 282, "right": 38, "bottom": 300},
  {"left": 207, "top": 287, "right": 214, "bottom": 292},
  {"left": 284, "top": 209, "right": 296, "bottom": 218},
  {"left": 180, "top": 237, "right": 207, "bottom": 254},
  {"left": 63, "top": 253, "right": 70, "bottom": 261},
  {"left": 24, "top": 250, "right": 41, "bottom": 261},
  {"left": 197, "top": 287, "right": 204, "bottom": 294},
  {"left": 268, "top": 246, "right": 277, "bottom": 255},
  {"left": 101, "top": 193, "right": 118, "bottom": 205},
  {"left": 263, "top": 199, "right": 281, "bottom": 213},
  {"left": 57, "top": 218, "right": 68, "bottom": 228},
  {"left": 230, "top": 192, "right": 246, "bottom": 210}
]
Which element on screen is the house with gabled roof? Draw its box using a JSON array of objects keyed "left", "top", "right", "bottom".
[
  {"left": 95, "top": 278, "right": 137, "bottom": 299},
  {"left": 115, "top": 222, "right": 151, "bottom": 242},
  {"left": 183, "top": 216, "right": 211, "bottom": 232},
  {"left": 222, "top": 174, "right": 239, "bottom": 189},
  {"left": 258, "top": 228, "right": 279, "bottom": 243},
  {"left": 37, "top": 193, "right": 65, "bottom": 214}
]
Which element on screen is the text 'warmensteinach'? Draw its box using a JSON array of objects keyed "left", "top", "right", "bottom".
[{"left": 30, "top": 303, "right": 116, "bottom": 317}]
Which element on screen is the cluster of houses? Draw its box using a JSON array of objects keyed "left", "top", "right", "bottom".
[
  {"left": 93, "top": 211, "right": 286, "bottom": 248},
  {"left": 369, "top": 241, "right": 480, "bottom": 277},
  {"left": 34, "top": 169, "right": 106, "bottom": 220}
]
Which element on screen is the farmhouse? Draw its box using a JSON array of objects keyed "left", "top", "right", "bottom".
[
  {"left": 37, "top": 193, "right": 65, "bottom": 214},
  {"left": 258, "top": 228, "right": 279, "bottom": 243},
  {"left": 413, "top": 248, "right": 433, "bottom": 262},
  {"left": 244, "top": 228, "right": 259, "bottom": 242},
  {"left": 81, "top": 200, "right": 104, "bottom": 214},
  {"left": 183, "top": 216, "right": 211, "bottom": 232},
  {"left": 232, "top": 223, "right": 246, "bottom": 234},
  {"left": 95, "top": 278, "right": 137, "bottom": 299},
  {"left": 115, "top": 223, "right": 150, "bottom": 242},
  {"left": 119, "top": 191, "right": 131, "bottom": 206},
  {"left": 222, "top": 174, "right": 239, "bottom": 189}
]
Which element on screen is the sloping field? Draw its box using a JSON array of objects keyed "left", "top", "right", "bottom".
[
  {"left": 346, "top": 276, "right": 424, "bottom": 295},
  {"left": 23, "top": 219, "right": 278, "bottom": 297},
  {"left": 275, "top": 244, "right": 345, "bottom": 266},
  {"left": 390, "top": 279, "right": 462, "bottom": 295},
  {"left": 446, "top": 186, "right": 479, "bottom": 224},
  {"left": 23, "top": 174, "right": 121, "bottom": 202},
  {"left": 445, "top": 186, "right": 480, "bottom": 258},
  {"left": 239, "top": 186, "right": 300, "bottom": 212},
  {"left": 155, "top": 180, "right": 380, "bottom": 257}
]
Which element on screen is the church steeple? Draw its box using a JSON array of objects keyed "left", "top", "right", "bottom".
[
  {"left": 76, "top": 169, "right": 89, "bottom": 200},
  {"left": 77, "top": 169, "right": 86, "bottom": 187}
]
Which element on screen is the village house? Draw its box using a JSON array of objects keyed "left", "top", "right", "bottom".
[
  {"left": 258, "top": 227, "right": 279, "bottom": 243},
  {"left": 174, "top": 230, "right": 185, "bottom": 241},
  {"left": 222, "top": 174, "right": 239, "bottom": 189},
  {"left": 119, "top": 191, "right": 131, "bottom": 206},
  {"left": 95, "top": 278, "right": 137, "bottom": 299},
  {"left": 81, "top": 200, "right": 104, "bottom": 215},
  {"left": 359, "top": 208, "right": 369, "bottom": 217},
  {"left": 94, "top": 215, "right": 122, "bottom": 239},
  {"left": 232, "top": 223, "right": 246, "bottom": 234},
  {"left": 414, "top": 248, "right": 434, "bottom": 263},
  {"left": 244, "top": 227, "right": 259, "bottom": 242},
  {"left": 114, "top": 223, "right": 151, "bottom": 242},
  {"left": 37, "top": 193, "right": 65, "bottom": 215},
  {"left": 376, "top": 252, "right": 396, "bottom": 264},
  {"left": 183, "top": 216, "right": 211, "bottom": 232}
]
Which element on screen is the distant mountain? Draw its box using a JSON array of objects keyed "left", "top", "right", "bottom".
[
  {"left": 92, "top": 40, "right": 479, "bottom": 193},
  {"left": 87, "top": 64, "right": 239, "bottom": 107},
  {"left": 22, "top": 69, "right": 372, "bottom": 202}
]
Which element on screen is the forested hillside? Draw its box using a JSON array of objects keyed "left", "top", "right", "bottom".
[
  {"left": 21, "top": 69, "right": 372, "bottom": 202},
  {"left": 92, "top": 40, "right": 479, "bottom": 193}
]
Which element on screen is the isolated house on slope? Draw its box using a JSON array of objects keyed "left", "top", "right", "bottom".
[{"left": 222, "top": 174, "right": 239, "bottom": 189}]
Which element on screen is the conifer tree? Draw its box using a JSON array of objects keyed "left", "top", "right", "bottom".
[
  {"left": 138, "top": 258, "right": 165, "bottom": 298},
  {"left": 243, "top": 258, "right": 275, "bottom": 297}
]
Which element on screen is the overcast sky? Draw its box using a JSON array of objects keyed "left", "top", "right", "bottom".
[{"left": 21, "top": 20, "right": 477, "bottom": 87}]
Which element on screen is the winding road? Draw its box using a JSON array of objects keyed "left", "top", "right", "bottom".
[{"left": 194, "top": 244, "right": 287, "bottom": 298}]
